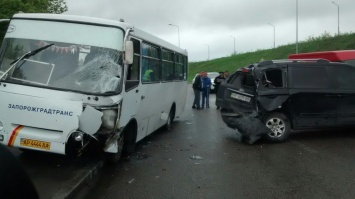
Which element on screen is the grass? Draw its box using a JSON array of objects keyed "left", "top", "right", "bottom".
[{"left": 188, "top": 32, "right": 355, "bottom": 82}]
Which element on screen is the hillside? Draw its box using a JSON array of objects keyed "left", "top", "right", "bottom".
[{"left": 188, "top": 32, "right": 355, "bottom": 82}]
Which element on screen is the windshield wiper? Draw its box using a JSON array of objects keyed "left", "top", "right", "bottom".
[{"left": 0, "top": 43, "right": 54, "bottom": 80}]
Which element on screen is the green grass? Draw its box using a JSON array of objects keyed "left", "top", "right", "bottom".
[{"left": 188, "top": 32, "right": 355, "bottom": 82}]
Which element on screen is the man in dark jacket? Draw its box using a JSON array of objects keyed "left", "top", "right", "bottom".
[
  {"left": 214, "top": 72, "right": 225, "bottom": 109},
  {"left": 192, "top": 72, "right": 203, "bottom": 109},
  {"left": 0, "top": 144, "right": 39, "bottom": 199}
]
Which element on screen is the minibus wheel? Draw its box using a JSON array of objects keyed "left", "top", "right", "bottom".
[
  {"left": 105, "top": 136, "right": 124, "bottom": 163},
  {"left": 264, "top": 112, "right": 291, "bottom": 142},
  {"left": 165, "top": 108, "right": 175, "bottom": 131}
]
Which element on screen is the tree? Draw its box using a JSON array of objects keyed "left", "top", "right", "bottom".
[
  {"left": 48, "top": 0, "right": 68, "bottom": 14},
  {"left": 0, "top": 0, "right": 26, "bottom": 19},
  {"left": 0, "top": 0, "right": 68, "bottom": 45},
  {"left": 0, "top": 0, "right": 68, "bottom": 19}
]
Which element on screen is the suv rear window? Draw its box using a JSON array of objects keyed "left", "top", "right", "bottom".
[
  {"left": 243, "top": 74, "right": 255, "bottom": 87},
  {"left": 229, "top": 72, "right": 255, "bottom": 88}
]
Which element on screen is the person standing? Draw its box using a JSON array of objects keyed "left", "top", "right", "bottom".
[
  {"left": 224, "top": 70, "right": 230, "bottom": 79},
  {"left": 214, "top": 71, "right": 225, "bottom": 109},
  {"left": 192, "top": 72, "right": 203, "bottom": 109},
  {"left": 201, "top": 71, "right": 211, "bottom": 108}
]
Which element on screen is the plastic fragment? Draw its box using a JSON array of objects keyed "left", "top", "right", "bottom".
[{"left": 190, "top": 155, "right": 203, "bottom": 160}]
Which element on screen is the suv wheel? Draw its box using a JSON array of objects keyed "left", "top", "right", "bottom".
[{"left": 264, "top": 112, "right": 290, "bottom": 142}]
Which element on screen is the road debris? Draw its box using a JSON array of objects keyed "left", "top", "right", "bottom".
[
  {"left": 177, "top": 148, "right": 190, "bottom": 151},
  {"left": 190, "top": 155, "right": 203, "bottom": 160},
  {"left": 137, "top": 154, "right": 148, "bottom": 160},
  {"left": 128, "top": 178, "right": 135, "bottom": 184}
]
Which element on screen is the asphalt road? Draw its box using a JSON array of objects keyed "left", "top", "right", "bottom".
[
  {"left": 74, "top": 87, "right": 355, "bottom": 199},
  {"left": 8, "top": 145, "right": 103, "bottom": 199}
]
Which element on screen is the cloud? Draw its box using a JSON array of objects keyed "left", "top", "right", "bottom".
[{"left": 65, "top": 0, "right": 355, "bottom": 61}]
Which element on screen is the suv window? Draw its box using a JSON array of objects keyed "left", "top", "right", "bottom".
[
  {"left": 261, "top": 69, "right": 283, "bottom": 88},
  {"left": 290, "top": 66, "right": 330, "bottom": 88},
  {"left": 334, "top": 65, "right": 355, "bottom": 89},
  {"left": 229, "top": 72, "right": 255, "bottom": 88},
  {"left": 243, "top": 74, "right": 255, "bottom": 87}
]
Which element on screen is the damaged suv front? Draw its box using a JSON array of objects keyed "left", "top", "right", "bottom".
[{"left": 216, "top": 61, "right": 290, "bottom": 144}]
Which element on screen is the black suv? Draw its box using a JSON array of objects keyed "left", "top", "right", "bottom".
[{"left": 216, "top": 59, "right": 355, "bottom": 143}]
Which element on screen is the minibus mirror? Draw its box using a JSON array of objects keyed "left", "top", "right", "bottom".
[{"left": 124, "top": 41, "right": 133, "bottom": 65}]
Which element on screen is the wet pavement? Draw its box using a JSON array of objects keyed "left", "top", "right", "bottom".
[
  {"left": 6, "top": 86, "right": 355, "bottom": 199},
  {"left": 77, "top": 87, "right": 355, "bottom": 199},
  {"left": 8, "top": 147, "right": 103, "bottom": 199}
]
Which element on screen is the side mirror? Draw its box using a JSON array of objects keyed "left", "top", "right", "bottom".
[{"left": 124, "top": 41, "right": 133, "bottom": 65}]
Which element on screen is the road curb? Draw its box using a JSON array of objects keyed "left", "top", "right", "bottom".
[{"left": 51, "top": 160, "right": 104, "bottom": 199}]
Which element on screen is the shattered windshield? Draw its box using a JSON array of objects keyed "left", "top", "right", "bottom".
[{"left": 0, "top": 19, "right": 124, "bottom": 95}]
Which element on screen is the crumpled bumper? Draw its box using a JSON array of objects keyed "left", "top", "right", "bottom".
[{"left": 221, "top": 110, "right": 271, "bottom": 144}]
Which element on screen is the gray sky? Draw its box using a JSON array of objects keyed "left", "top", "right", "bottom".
[{"left": 65, "top": 0, "right": 355, "bottom": 62}]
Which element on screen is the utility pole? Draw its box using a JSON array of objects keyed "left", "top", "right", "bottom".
[
  {"left": 268, "top": 23, "right": 275, "bottom": 48},
  {"left": 332, "top": 1, "right": 340, "bottom": 35},
  {"left": 168, "top": 24, "right": 180, "bottom": 47},
  {"left": 204, "top": 44, "right": 210, "bottom": 61},
  {"left": 230, "top": 35, "right": 236, "bottom": 55}
]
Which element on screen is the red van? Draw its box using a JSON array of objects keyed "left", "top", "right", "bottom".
[{"left": 289, "top": 50, "right": 355, "bottom": 66}]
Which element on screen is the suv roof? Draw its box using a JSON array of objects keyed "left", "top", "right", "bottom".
[{"left": 239, "top": 59, "right": 333, "bottom": 73}]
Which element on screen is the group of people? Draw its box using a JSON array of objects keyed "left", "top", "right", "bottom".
[{"left": 192, "top": 71, "right": 229, "bottom": 109}]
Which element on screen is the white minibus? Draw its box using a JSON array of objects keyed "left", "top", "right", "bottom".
[{"left": 0, "top": 14, "right": 188, "bottom": 162}]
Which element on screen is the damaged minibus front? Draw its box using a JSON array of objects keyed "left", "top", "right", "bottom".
[
  {"left": 0, "top": 14, "right": 133, "bottom": 162},
  {"left": 0, "top": 13, "right": 188, "bottom": 162}
]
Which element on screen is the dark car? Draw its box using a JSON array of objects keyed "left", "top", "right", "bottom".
[{"left": 216, "top": 59, "right": 355, "bottom": 143}]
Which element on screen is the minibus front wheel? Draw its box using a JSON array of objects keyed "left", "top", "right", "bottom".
[
  {"left": 105, "top": 135, "right": 124, "bottom": 163},
  {"left": 165, "top": 105, "right": 176, "bottom": 131}
]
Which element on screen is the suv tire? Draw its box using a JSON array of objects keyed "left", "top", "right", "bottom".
[{"left": 264, "top": 112, "right": 290, "bottom": 142}]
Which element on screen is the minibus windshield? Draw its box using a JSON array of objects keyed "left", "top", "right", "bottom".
[{"left": 0, "top": 19, "right": 124, "bottom": 95}]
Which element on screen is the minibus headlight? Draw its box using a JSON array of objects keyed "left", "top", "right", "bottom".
[
  {"left": 73, "top": 131, "right": 84, "bottom": 142},
  {"left": 102, "top": 110, "right": 118, "bottom": 130},
  {"left": 0, "top": 120, "right": 3, "bottom": 131}
]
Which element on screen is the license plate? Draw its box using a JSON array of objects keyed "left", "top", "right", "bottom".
[
  {"left": 231, "top": 92, "right": 251, "bottom": 102},
  {"left": 20, "top": 138, "right": 51, "bottom": 150}
]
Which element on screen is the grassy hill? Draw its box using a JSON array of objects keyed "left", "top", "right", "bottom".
[{"left": 188, "top": 32, "right": 355, "bottom": 82}]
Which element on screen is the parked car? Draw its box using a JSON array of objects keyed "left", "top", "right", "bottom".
[
  {"left": 192, "top": 72, "right": 220, "bottom": 93},
  {"left": 216, "top": 59, "right": 355, "bottom": 143}
]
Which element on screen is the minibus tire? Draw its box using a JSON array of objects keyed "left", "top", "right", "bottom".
[
  {"left": 164, "top": 109, "right": 175, "bottom": 131},
  {"left": 105, "top": 136, "right": 124, "bottom": 163}
]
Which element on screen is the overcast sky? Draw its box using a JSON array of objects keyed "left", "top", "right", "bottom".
[{"left": 65, "top": 0, "right": 355, "bottom": 62}]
